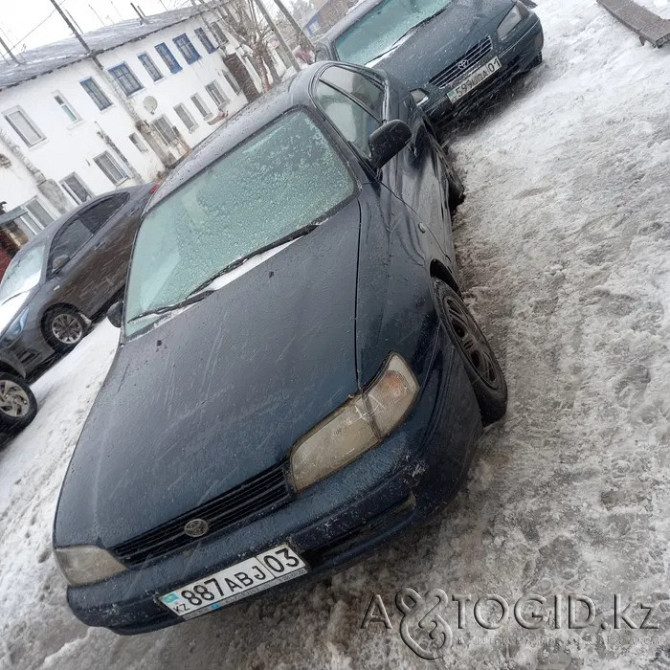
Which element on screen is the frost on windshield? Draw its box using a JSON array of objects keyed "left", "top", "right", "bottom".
[
  {"left": 124, "top": 110, "right": 355, "bottom": 334},
  {"left": 336, "top": 0, "right": 452, "bottom": 65}
]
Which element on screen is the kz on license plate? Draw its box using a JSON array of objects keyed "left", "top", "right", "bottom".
[
  {"left": 159, "top": 544, "right": 307, "bottom": 619},
  {"left": 447, "top": 56, "right": 502, "bottom": 103}
]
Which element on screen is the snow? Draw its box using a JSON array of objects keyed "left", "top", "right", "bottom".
[{"left": 1, "top": 0, "right": 670, "bottom": 667}]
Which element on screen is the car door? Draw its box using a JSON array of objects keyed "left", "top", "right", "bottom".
[
  {"left": 313, "top": 64, "right": 449, "bottom": 259},
  {"left": 78, "top": 192, "right": 136, "bottom": 293}
]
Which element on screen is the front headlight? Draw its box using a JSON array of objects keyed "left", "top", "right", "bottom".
[
  {"left": 290, "top": 354, "right": 419, "bottom": 492},
  {"left": 55, "top": 545, "right": 127, "bottom": 586},
  {"left": 497, "top": 2, "right": 530, "bottom": 41},
  {"left": 4, "top": 308, "right": 28, "bottom": 343}
]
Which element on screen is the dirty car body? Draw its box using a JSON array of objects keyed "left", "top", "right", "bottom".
[
  {"left": 53, "top": 63, "right": 495, "bottom": 634},
  {"left": 0, "top": 185, "right": 154, "bottom": 374},
  {"left": 315, "top": 0, "right": 544, "bottom": 129}
]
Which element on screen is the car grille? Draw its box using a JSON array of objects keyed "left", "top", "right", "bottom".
[
  {"left": 112, "top": 464, "right": 292, "bottom": 567},
  {"left": 429, "top": 36, "right": 494, "bottom": 89}
]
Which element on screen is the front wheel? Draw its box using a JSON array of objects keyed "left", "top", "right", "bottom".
[
  {"left": 44, "top": 307, "right": 86, "bottom": 354},
  {"left": 434, "top": 279, "right": 507, "bottom": 424},
  {"left": 0, "top": 373, "right": 37, "bottom": 434}
]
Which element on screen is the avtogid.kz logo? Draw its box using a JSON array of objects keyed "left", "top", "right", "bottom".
[{"left": 361, "top": 589, "right": 661, "bottom": 660}]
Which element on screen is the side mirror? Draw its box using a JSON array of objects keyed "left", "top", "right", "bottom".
[
  {"left": 368, "top": 120, "right": 412, "bottom": 171},
  {"left": 51, "top": 254, "right": 70, "bottom": 273},
  {"left": 107, "top": 301, "right": 124, "bottom": 329}
]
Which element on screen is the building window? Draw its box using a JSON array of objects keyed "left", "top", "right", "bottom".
[
  {"left": 153, "top": 116, "right": 178, "bottom": 146},
  {"left": 205, "top": 82, "right": 228, "bottom": 110},
  {"left": 61, "top": 173, "right": 93, "bottom": 205},
  {"left": 94, "top": 151, "right": 129, "bottom": 186},
  {"left": 155, "top": 43, "right": 182, "bottom": 74},
  {"left": 190, "top": 94, "right": 211, "bottom": 119},
  {"left": 109, "top": 63, "right": 144, "bottom": 96},
  {"left": 81, "top": 78, "right": 113, "bottom": 111},
  {"left": 173, "top": 34, "right": 201, "bottom": 64},
  {"left": 138, "top": 53, "right": 163, "bottom": 82},
  {"left": 54, "top": 93, "right": 80, "bottom": 123},
  {"left": 210, "top": 22, "right": 228, "bottom": 46},
  {"left": 129, "top": 133, "right": 149, "bottom": 153},
  {"left": 195, "top": 27, "right": 216, "bottom": 54},
  {"left": 174, "top": 104, "right": 198, "bottom": 133},
  {"left": 222, "top": 69, "right": 241, "bottom": 95},
  {"left": 3, "top": 108, "right": 46, "bottom": 147},
  {"left": 24, "top": 199, "right": 54, "bottom": 228}
]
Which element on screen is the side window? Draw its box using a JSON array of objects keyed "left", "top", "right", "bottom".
[
  {"left": 79, "top": 194, "right": 129, "bottom": 235},
  {"left": 316, "top": 81, "right": 380, "bottom": 158},
  {"left": 321, "top": 66, "right": 385, "bottom": 119},
  {"left": 49, "top": 218, "right": 93, "bottom": 269}
]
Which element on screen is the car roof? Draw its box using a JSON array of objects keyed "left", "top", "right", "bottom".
[
  {"left": 10, "top": 185, "right": 144, "bottom": 261},
  {"left": 147, "top": 62, "right": 335, "bottom": 212}
]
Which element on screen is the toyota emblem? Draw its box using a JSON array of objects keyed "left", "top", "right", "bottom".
[
  {"left": 184, "top": 518, "right": 210, "bottom": 538},
  {"left": 457, "top": 59, "right": 469, "bottom": 70}
]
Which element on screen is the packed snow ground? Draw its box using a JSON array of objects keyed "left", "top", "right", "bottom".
[{"left": 1, "top": 1, "right": 670, "bottom": 667}]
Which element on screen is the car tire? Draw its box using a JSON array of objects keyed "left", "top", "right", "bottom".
[
  {"left": 0, "top": 372, "right": 37, "bottom": 434},
  {"left": 44, "top": 307, "right": 87, "bottom": 354},
  {"left": 434, "top": 279, "right": 507, "bottom": 425}
]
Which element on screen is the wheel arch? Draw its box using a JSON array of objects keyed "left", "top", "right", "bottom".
[
  {"left": 429, "top": 260, "right": 461, "bottom": 296},
  {"left": 40, "top": 303, "right": 85, "bottom": 334}
]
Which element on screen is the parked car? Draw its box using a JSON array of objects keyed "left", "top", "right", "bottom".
[
  {"left": 0, "top": 348, "right": 37, "bottom": 434},
  {"left": 0, "top": 184, "right": 156, "bottom": 375},
  {"left": 314, "top": 0, "right": 544, "bottom": 131},
  {"left": 53, "top": 62, "right": 507, "bottom": 634}
]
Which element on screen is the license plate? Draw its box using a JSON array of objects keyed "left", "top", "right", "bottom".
[
  {"left": 446, "top": 56, "right": 502, "bottom": 103},
  {"left": 158, "top": 544, "right": 307, "bottom": 619}
]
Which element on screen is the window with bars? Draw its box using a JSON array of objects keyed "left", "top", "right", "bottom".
[
  {"left": 109, "top": 63, "right": 144, "bottom": 96},
  {"left": 190, "top": 94, "right": 211, "bottom": 119},
  {"left": 195, "top": 27, "right": 216, "bottom": 54},
  {"left": 174, "top": 104, "right": 198, "bottom": 133},
  {"left": 54, "top": 93, "right": 80, "bottom": 123},
  {"left": 3, "top": 108, "right": 46, "bottom": 147},
  {"left": 173, "top": 34, "right": 201, "bottom": 64},
  {"left": 80, "top": 78, "right": 113, "bottom": 110},
  {"left": 61, "top": 174, "right": 93, "bottom": 205},
  {"left": 138, "top": 53, "right": 163, "bottom": 82},
  {"left": 94, "top": 152, "right": 129, "bottom": 186}
]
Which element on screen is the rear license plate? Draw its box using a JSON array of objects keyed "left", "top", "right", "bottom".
[
  {"left": 446, "top": 56, "right": 502, "bottom": 103},
  {"left": 158, "top": 544, "right": 307, "bottom": 619}
]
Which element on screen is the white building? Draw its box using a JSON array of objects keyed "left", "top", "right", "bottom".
[{"left": 0, "top": 5, "right": 291, "bottom": 262}]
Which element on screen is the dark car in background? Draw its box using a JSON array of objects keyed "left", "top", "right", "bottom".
[
  {"left": 0, "top": 184, "right": 156, "bottom": 376},
  {"left": 53, "top": 62, "right": 506, "bottom": 634},
  {"left": 315, "top": 0, "right": 544, "bottom": 131}
]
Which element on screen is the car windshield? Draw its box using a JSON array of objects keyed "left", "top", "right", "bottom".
[
  {"left": 0, "top": 244, "right": 46, "bottom": 302},
  {"left": 335, "top": 0, "right": 452, "bottom": 65},
  {"left": 124, "top": 110, "right": 356, "bottom": 336}
]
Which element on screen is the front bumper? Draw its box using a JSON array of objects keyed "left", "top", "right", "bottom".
[
  {"left": 424, "top": 16, "right": 544, "bottom": 126},
  {"left": 64, "top": 329, "right": 483, "bottom": 635},
  {"left": 4, "top": 326, "right": 55, "bottom": 376}
]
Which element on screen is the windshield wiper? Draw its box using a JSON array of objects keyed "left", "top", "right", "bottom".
[
  {"left": 128, "top": 223, "right": 319, "bottom": 324},
  {"left": 128, "top": 289, "right": 215, "bottom": 323},
  {"left": 369, "top": 7, "right": 449, "bottom": 61}
]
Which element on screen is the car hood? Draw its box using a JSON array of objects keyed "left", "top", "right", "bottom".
[
  {"left": 55, "top": 198, "right": 362, "bottom": 548},
  {"left": 367, "top": 0, "right": 514, "bottom": 89}
]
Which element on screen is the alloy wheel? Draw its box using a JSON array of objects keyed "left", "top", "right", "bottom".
[
  {"left": 0, "top": 379, "right": 31, "bottom": 418},
  {"left": 51, "top": 313, "right": 84, "bottom": 345}
]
